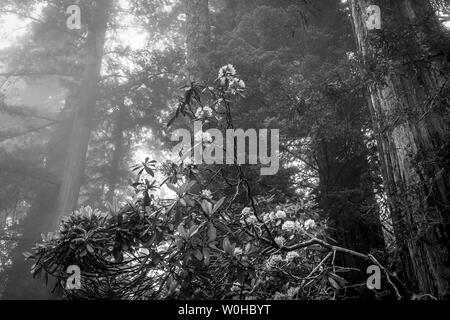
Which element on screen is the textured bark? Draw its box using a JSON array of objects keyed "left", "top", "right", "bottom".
[
  {"left": 184, "top": 0, "right": 211, "bottom": 81},
  {"left": 53, "top": 0, "right": 111, "bottom": 228},
  {"left": 349, "top": 0, "right": 450, "bottom": 298}
]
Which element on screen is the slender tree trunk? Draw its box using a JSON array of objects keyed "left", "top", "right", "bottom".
[
  {"left": 106, "top": 100, "right": 127, "bottom": 203},
  {"left": 53, "top": 0, "right": 111, "bottom": 228},
  {"left": 181, "top": 0, "right": 211, "bottom": 155},
  {"left": 6, "top": 2, "right": 111, "bottom": 297},
  {"left": 184, "top": 0, "right": 211, "bottom": 81},
  {"left": 349, "top": 0, "right": 450, "bottom": 298}
]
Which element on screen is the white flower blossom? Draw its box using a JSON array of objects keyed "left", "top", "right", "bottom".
[
  {"left": 275, "top": 236, "right": 286, "bottom": 247},
  {"left": 246, "top": 215, "right": 258, "bottom": 225},
  {"left": 241, "top": 207, "right": 252, "bottom": 215},
  {"left": 218, "top": 64, "right": 236, "bottom": 78},
  {"left": 201, "top": 189, "right": 212, "bottom": 199},
  {"left": 304, "top": 219, "right": 316, "bottom": 230},
  {"left": 287, "top": 286, "right": 299, "bottom": 297},
  {"left": 229, "top": 64, "right": 236, "bottom": 75},
  {"left": 282, "top": 221, "right": 296, "bottom": 233},
  {"left": 234, "top": 247, "right": 243, "bottom": 255},
  {"left": 237, "top": 79, "right": 246, "bottom": 88},
  {"left": 276, "top": 210, "right": 287, "bottom": 220},
  {"left": 294, "top": 221, "right": 303, "bottom": 233},
  {"left": 286, "top": 251, "right": 300, "bottom": 261},
  {"left": 195, "top": 107, "right": 204, "bottom": 118},
  {"left": 269, "top": 211, "right": 276, "bottom": 220},
  {"left": 203, "top": 106, "right": 213, "bottom": 116},
  {"left": 266, "top": 254, "right": 283, "bottom": 269},
  {"left": 226, "top": 64, "right": 236, "bottom": 75}
]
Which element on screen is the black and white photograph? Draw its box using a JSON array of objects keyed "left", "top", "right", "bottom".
[{"left": 0, "top": 0, "right": 449, "bottom": 309}]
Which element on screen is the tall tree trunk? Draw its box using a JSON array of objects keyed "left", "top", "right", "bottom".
[
  {"left": 349, "top": 0, "right": 450, "bottom": 298},
  {"left": 106, "top": 100, "right": 127, "bottom": 203},
  {"left": 184, "top": 0, "right": 211, "bottom": 81},
  {"left": 181, "top": 0, "right": 211, "bottom": 155},
  {"left": 53, "top": 0, "right": 111, "bottom": 228}
]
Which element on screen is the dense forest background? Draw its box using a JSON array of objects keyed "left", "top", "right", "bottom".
[{"left": 0, "top": 0, "right": 449, "bottom": 300}]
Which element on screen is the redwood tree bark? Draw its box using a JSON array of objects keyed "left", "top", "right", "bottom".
[
  {"left": 53, "top": 0, "right": 111, "bottom": 227},
  {"left": 349, "top": 0, "right": 450, "bottom": 298}
]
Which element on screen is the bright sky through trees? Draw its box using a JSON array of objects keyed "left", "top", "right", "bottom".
[{"left": 0, "top": 0, "right": 148, "bottom": 51}]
